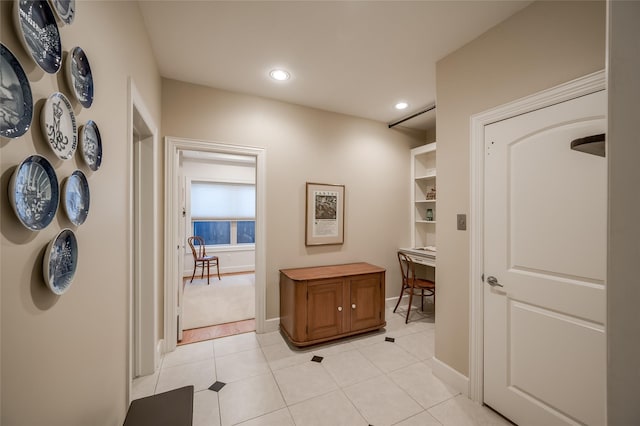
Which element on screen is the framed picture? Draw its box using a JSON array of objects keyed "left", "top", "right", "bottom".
[{"left": 305, "top": 182, "right": 345, "bottom": 246}]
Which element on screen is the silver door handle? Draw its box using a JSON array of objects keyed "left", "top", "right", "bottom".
[{"left": 487, "top": 276, "right": 503, "bottom": 288}]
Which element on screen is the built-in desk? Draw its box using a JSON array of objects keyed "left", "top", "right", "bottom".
[{"left": 398, "top": 247, "right": 436, "bottom": 267}]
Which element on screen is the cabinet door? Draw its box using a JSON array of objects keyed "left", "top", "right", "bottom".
[
  {"left": 307, "top": 279, "right": 344, "bottom": 341},
  {"left": 349, "top": 274, "right": 383, "bottom": 331}
]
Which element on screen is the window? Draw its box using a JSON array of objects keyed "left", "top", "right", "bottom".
[
  {"left": 192, "top": 220, "right": 255, "bottom": 245},
  {"left": 190, "top": 181, "right": 255, "bottom": 247}
]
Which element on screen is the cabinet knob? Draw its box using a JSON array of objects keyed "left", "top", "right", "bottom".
[
  {"left": 351, "top": 304, "right": 356, "bottom": 309},
  {"left": 337, "top": 306, "right": 342, "bottom": 312}
]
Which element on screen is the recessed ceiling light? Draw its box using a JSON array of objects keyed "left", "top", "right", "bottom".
[
  {"left": 395, "top": 102, "right": 409, "bottom": 110},
  {"left": 270, "top": 69, "right": 290, "bottom": 81}
]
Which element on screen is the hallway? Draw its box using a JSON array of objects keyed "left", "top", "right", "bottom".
[{"left": 132, "top": 302, "right": 510, "bottom": 426}]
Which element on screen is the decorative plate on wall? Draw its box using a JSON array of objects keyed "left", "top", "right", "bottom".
[
  {"left": 65, "top": 46, "right": 93, "bottom": 108},
  {"left": 43, "top": 228, "right": 78, "bottom": 295},
  {"left": 13, "top": 0, "right": 62, "bottom": 74},
  {"left": 63, "top": 170, "right": 89, "bottom": 225},
  {"left": 47, "top": 0, "right": 74, "bottom": 25},
  {"left": 79, "top": 120, "right": 102, "bottom": 171},
  {"left": 0, "top": 43, "right": 33, "bottom": 138},
  {"left": 9, "top": 154, "right": 59, "bottom": 231},
  {"left": 41, "top": 92, "right": 77, "bottom": 159}
]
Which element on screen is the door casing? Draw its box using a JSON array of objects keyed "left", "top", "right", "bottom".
[
  {"left": 468, "top": 70, "right": 606, "bottom": 402},
  {"left": 164, "top": 137, "right": 267, "bottom": 354},
  {"left": 127, "top": 79, "right": 160, "bottom": 399}
]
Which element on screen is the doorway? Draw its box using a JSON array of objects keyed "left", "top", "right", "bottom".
[
  {"left": 164, "top": 137, "right": 267, "bottom": 354},
  {"left": 469, "top": 71, "right": 606, "bottom": 420},
  {"left": 128, "top": 81, "right": 159, "bottom": 388},
  {"left": 179, "top": 151, "right": 257, "bottom": 344}
]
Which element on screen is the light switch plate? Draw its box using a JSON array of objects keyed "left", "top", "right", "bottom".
[{"left": 457, "top": 214, "right": 467, "bottom": 230}]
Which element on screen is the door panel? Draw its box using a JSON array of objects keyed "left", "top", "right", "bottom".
[
  {"left": 349, "top": 274, "right": 382, "bottom": 331},
  {"left": 509, "top": 300, "right": 605, "bottom": 425},
  {"left": 307, "top": 279, "right": 343, "bottom": 340},
  {"left": 484, "top": 90, "right": 606, "bottom": 426}
]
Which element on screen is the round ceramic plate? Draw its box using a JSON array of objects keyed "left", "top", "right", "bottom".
[
  {"left": 43, "top": 228, "right": 78, "bottom": 295},
  {"left": 47, "top": 0, "right": 74, "bottom": 24},
  {"left": 9, "top": 154, "right": 59, "bottom": 231},
  {"left": 65, "top": 46, "right": 93, "bottom": 108},
  {"left": 63, "top": 170, "right": 89, "bottom": 225},
  {"left": 41, "top": 92, "right": 77, "bottom": 159},
  {"left": 13, "top": 0, "right": 62, "bottom": 74},
  {"left": 0, "top": 43, "right": 33, "bottom": 138},
  {"left": 79, "top": 120, "right": 102, "bottom": 171}
]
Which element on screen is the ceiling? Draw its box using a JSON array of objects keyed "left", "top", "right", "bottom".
[{"left": 138, "top": 1, "right": 530, "bottom": 131}]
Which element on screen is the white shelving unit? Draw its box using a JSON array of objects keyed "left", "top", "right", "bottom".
[{"left": 410, "top": 143, "right": 436, "bottom": 248}]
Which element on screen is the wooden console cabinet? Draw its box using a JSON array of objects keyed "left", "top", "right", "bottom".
[{"left": 279, "top": 263, "right": 386, "bottom": 346}]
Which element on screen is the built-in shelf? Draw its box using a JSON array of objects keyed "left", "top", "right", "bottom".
[
  {"left": 411, "top": 143, "right": 436, "bottom": 248},
  {"left": 416, "top": 173, "right": 436, "bottom": 181}
]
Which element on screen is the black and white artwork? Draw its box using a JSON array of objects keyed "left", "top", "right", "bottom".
[
  {"left": 0, "top": 43, "right": 33, "bottom": 138},
  {"left": 66, "top": 46, "right": 93, "bottom": 108},
  {"left": 63, "top": 170, "right": 89, "bottom": 226},
  {"left": 14, "top": 0, "right": 62, "bottom": 74},
  {"left": 44, "top": 228, "right": 78, "bottom": 295},
  {"left": 41, "top": 92, "right": 77, "bottom": 159},
  {"left": 48, "top": 0, "right": 75, "bottom": 24},
  {"left": 9, "top": 155, "right": 59, "bottom": 231},
  {"left": 79, "top": 120, "right": 102, "bottom": 171}
]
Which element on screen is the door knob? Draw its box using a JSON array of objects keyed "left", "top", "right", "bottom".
[
  {"left": 352, "top": 304, "right": 356, "bottom": 309},
  {"left": 487, "top": 276, "right": 503, "bottom": 288},
  {"left": 337, "top": 306, "right": 342, "bottom": 312}
]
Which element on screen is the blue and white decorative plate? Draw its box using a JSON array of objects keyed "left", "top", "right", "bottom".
[
  {"left": 0, "top": 43, "right": 33, "bottom": 138},
  {"left": 9, "top": 154, "right": 59, "bottom": 231},
  {"left": 63, "top": 170, "right": 89, "bottom": 226},
  {"left": 13, "top": 0, "right": 62, "bottom": 74},
  {"left": 79, "top": 120, "right": 102, "bottom": 171},
  {"left": 48, "top": 0, "right": 74, "bottom": 25},
  {"left": 65, "top": 46, "right": 93, "bottom": 108},
  {"left": 41, "top": 92, "right": 77, "bottom": 159},
  {"left": 43, "top": 228, "right": 78, "bottom": 295}
]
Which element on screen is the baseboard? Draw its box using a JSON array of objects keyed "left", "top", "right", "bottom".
[
  {"left": 183, "top": 267, "right": 255, "bottom": 278},
  {"left": 432, "top": 356, "right": 469, "bottom": 397},
  {"left": 385, "top": 294, "right": 433, "bottom": 309},
  {"left": 262, "top": 317, "right": 280, "bottom": 333}
]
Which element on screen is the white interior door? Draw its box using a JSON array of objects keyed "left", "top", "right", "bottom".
[{"left": 483, "top": 90, "right": 606, "bottom": 425}]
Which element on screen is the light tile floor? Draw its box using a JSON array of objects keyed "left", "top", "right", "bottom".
[{"left": 132, "top": 300, "right": 512, "bottom": 426}]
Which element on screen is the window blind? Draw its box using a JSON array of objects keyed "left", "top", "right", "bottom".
[{"left": 191, "top": 182, "right": 255, "bottom": 219}]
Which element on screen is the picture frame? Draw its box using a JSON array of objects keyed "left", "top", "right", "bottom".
[{"left": 305, "top": 182, "right": 345, "bottom": 246}]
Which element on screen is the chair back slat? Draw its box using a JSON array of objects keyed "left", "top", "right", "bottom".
[
  {"left": 187, "top": 236, "right": 207, "bottom": 259},
  {"left": 397, "top": 251, "right": 417, "bottom": 286}
]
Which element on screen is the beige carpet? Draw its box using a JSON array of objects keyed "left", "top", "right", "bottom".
[{"left": 182, "top": 274, "right": 255, "bottom": 330}]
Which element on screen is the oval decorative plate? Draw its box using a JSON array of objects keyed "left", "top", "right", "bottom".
[
  {"left": 65, "top": 46, "right": 93, "bottom": 108},
  {"left": 63, "top": 170, "right": 89, "bottom": 225},
  {"left": 13, "top": 0, "right": 62, "bottom": 74},
  {"left": 43, "top": 228, "right": 78, "bottom": 295},
  {"left": 0, "top": 43, "right": 33, "bottom": 138},
  {"left": 47, "top": 0, "right": 74, "bottom": 25},
  {"left": 79, "top": 120, "right": 102, "bottom": 171},
  {"left": 41, "top": 92, "right": 77, "bottom": 159},
  {"left": 9, "top": 154, "right": 59, "bottom": 231}
]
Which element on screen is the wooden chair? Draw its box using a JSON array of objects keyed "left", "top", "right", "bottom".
[
  {"left": 393, "top": 251, "right": 435, "bottom": 323},
  {"left": 187, "top": 236, "right": 220, "bottom": 284}
]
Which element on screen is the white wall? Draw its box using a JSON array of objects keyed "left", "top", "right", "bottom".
[
  {"left": 0, "top": 1, "right": 161, "bottom": 424},
  {"left": 435, "top": 0, "right": 605, "bottom": 376},
  {"left": 181, "top": 157, "right": 256, "bottom": 275}
]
